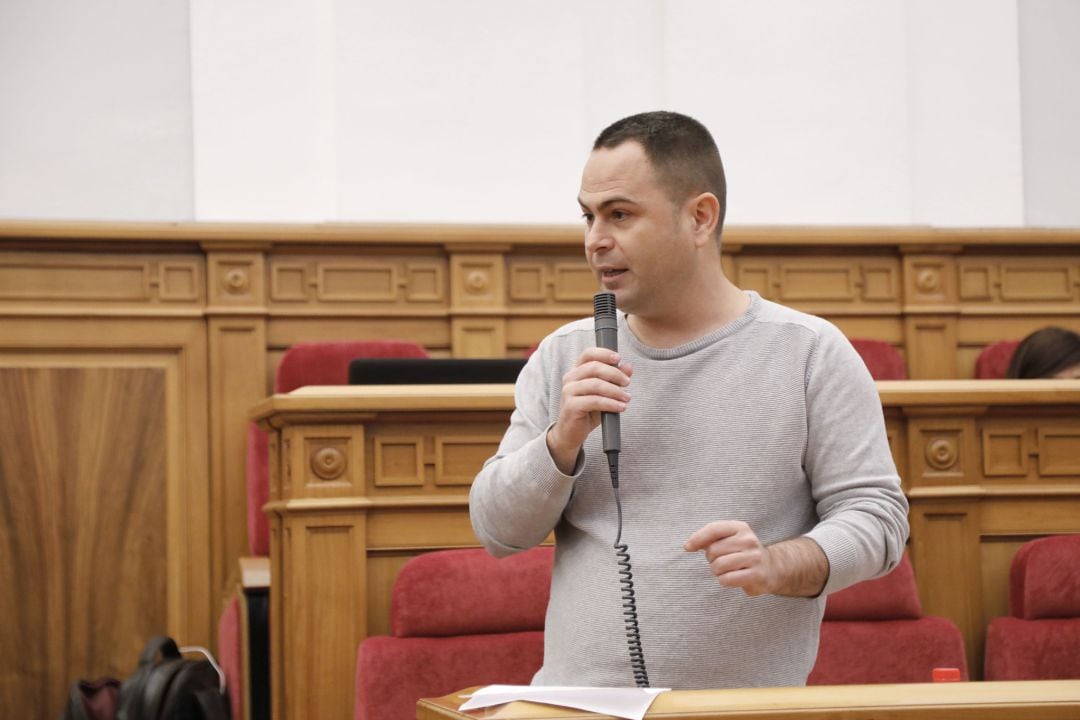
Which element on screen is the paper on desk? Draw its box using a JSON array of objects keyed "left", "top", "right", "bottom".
[{"left": 458, "top": 684, "right": 668, "bottom": 720}]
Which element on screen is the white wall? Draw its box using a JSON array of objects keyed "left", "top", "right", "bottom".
[
  {"left": 1019, "top": 0, "right": 1080, "bottom": 226},
  {"left": 1, "top": 1, "right": 1076, "bottom": 227},
  {"left": 0, "top": 0, "right": 193, "bottom": 220}
]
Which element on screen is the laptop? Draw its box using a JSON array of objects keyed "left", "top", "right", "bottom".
[{"left": 348, "top": 357, "right": 528, "bottom": 385}]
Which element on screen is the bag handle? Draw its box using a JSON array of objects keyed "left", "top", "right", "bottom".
[
  {"left": 137, "top": 636, "right": 182, "bottom": 667},
  {"left": 179, "top": 645, "right": 227, "bottom": 695}
]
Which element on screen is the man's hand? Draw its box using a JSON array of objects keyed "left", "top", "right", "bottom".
[
  {"left": 684, "top": 521, "right": 829, "bottom": 598},
  {"left": 546, "top": 348, "right": 633, "bottom": 474}
]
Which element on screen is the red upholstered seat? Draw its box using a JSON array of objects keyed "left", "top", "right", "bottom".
[
  {"left": 355, "top": 547, "right": 552, "bottom": 720},
  {"left": 974, "top": 340, "right": 1020, "bottom": 379},
  {"left": 849, "top": 338, "right": 908, "bottom": 380},
  {"left": 985, "top": 534, "right": 1080, "bottom": 680},
  {"left": 808, "top": 553, "right": 968, "bottom": 684},
  {"left": 220, "top": 339, "right": 428, "bottom": 720}
]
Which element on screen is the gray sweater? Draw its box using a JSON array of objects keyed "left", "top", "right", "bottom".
[{"left": 469, "top": 292, "right": 909, "bottom": 689}]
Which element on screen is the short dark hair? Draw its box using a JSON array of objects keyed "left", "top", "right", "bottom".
[
  {"left": 1006, "top": 326, "right": 1080, "bottom": 378},
  {"left": 593, "top": 111, "right": 727, "bottom": 238}
]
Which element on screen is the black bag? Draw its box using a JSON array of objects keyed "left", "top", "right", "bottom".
[
  {"left": 61, "top": 677, "right": 122, "bottom": 720},
  {"left": 112, "top": 636, "right": 229, "bottom": 720}
]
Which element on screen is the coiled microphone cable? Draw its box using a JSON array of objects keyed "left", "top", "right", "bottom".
[
  {"left": 594, "top": 291, "right": 650, "bottom": 688},
  {"left": 607, "top": 454, "right": 650, "bottom": 688}
]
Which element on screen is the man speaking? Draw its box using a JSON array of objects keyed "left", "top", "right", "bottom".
[{"left": 469, "top": 111, "right": 909, "bottom": 688}]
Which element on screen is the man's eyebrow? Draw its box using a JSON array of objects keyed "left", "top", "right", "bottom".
[{"left": 577, "top": 195, "right": 638, "bottom": 211}]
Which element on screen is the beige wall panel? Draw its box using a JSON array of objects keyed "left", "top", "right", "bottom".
[
  {"left": 367, "top": 506, "right": 476, "bottom": 550},
  {"left": 0, "top": 321, "right": 209, "bottom": 719},
  {"left": 980, "top": 537, "right": 1027, "bottom": 625},
  {"left": 980, "top": 497, "right": 1080, "bottom": 534},
  {"left": 268, "top": 255, "right": 448, "bottom": 311},
  {"left": 284, "top": 515, "right": 367, "bottom": 720},
  {"left": 451, "top": 254, "right": 505, "bottom": 312},
  {"left": 828, "top": 317, "right": 905, "bottom": 344},
  {"left": 208, "top": 318, "right": 267, "bottom": 607},
  {"left": 208, "top": 253, "right": 266, "bottom": 309},
  {"left": 903, "top": 255, "right": 958, "bottom": 308},
  {"left": 452, "top": 318, "right": 507, "bottom": 357},
  {"left": 366, "top": 552, "right": 415, "bottom": 637},
  {"left": 267, "top": 318, "right": 452, "bottom": 353},
  {"left": 904, "top": 316, "right": 959, "bottom": 378},
  {"left": 0, "top": 366, "right": 166, "bottom": 718},
  {"left": 0, "top": 250, "right": 205, "bottom": 311},
  {"left": 909, "top": 503, "right": 983, "bottom": 677}
]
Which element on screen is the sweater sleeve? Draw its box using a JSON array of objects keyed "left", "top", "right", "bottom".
[
  {"left": 469, "top": 345, "right": 581, "bottom": 557},
  {"left": 801, "top": 324, "right": 910, "bottom": 595}
]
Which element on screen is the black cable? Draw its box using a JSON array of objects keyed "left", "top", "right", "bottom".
[{"left": 608, "top": 453, "right": 650, "bottom": 688}]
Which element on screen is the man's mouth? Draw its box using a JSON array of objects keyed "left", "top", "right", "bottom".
[{"left": 601, "top": 269, "right": 627, "bottom": 279}]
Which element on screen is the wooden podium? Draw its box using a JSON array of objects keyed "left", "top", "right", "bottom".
[
  {"left": 253, "top": 381, "right": 1080, "bottom": 720},
  {"left": 417, "top": 681, "right": 1080, "bottom": 719}
]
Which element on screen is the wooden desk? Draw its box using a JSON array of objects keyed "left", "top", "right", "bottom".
[
  {"left": 417, "top": 681, "right": 1080, "bottom": 720},
  {"left": 252, "top": 381, "right": 1080, "bottom": 720}
]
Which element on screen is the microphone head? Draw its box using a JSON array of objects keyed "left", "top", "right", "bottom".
[{"left": 593, "top": 291, "right": 617, "bottom": 320}]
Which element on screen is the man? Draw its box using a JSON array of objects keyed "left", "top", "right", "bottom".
[{"left": 469, "top": 111, "right": 909, "bottom": 689}]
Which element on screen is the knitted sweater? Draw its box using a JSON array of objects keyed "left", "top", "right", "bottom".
[{"left": 469, "top": 292, "right": 909, "bottom": 689}]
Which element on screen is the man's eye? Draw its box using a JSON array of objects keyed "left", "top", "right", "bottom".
[
  {"left": 611, "top": 210, "right": 628, "bottom": 221},
  {"left": 581, "top": 213, "right": 594, "bottom": 224}
]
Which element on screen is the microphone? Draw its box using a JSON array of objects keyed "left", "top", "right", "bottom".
[{"left": 593, "top": 292, "right": 621, "bottom": 464}]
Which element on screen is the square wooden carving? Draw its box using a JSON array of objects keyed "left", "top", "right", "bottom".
[
  {"left": 435, "top": 436, "right": 500, "bottom": 486},
  {"left": 982, "top": 429, "right": 1028, "bottom": 477},
  {"left": 374, "top": 437, "right": 424, "bottom": 487}
]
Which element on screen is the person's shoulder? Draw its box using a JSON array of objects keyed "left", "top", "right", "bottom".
[
  {"left": 531, "top": 317, "right": 595, "bottom": 358},
  {"left": 751, "top": 295, "right": 841, "bottom": 341}
]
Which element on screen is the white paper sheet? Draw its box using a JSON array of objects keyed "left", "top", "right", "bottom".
[{"left": 457, "top": 684, "right": 669, "bottom": 720}]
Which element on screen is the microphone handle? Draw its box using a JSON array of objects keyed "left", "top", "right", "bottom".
[{"left": 595, "top": 324, "right": 621, "bottom": 455}]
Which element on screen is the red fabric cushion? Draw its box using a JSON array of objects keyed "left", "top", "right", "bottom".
[
  {"left": 246, "top": 340, "right": 429, "bottom": 556},
  {"left": 355, "top": 632, "right": 543, "bottom": 720},
  {"left": 393, "top": 548, "right": 553, "bottom": 637},
  {"left": 824, "top": 554, "right": 922, "bottom": 621},
  {"left": 809, "top": 616, "right": 967, "bottom": 684},
  {"left": 985, "top": 616, "right": 1080, "bottom": 680},
  {"left": 849, "top": 339, "right": 908, "bottom": 380},
  {"left": 974, "top": 340, "right": 1020, "bottom": 379},
  {"left": 1010, "top": 534, "right": 1080, "bottom": 620},
  {"left": 217, "top": 596, "right": 243, "bottom": 720},
  {"left": 246, "top": 424, "right": 272, "bottom": 557},
  {"left": 274, "top": 339, "right": 428, "bottom": 393}
]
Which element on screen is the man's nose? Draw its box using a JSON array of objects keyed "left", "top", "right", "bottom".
[{"left": 584, "top": 222, "right": 613, "bottom": 254}]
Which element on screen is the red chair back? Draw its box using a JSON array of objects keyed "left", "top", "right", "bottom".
[
  {"left": 356, "top": 547, "right": 552, "bottom": 720},
  {"left": 975, "top": 340, "right": 1020, "bottom": 379},
  {"left": 986, "top": 534, "right": 1080, "bottom": 680},
  {"left": 810, "top": 553, "right": 968, "bottom": 684},
  {"left": 849, "top": 338, "right": 907, "bottom": 380}
]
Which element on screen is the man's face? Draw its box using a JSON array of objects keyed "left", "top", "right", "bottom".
[{"left": 578, "top": 142, "right": 695, "bottom": 316}]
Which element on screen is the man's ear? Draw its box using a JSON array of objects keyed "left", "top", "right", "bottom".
[{"left": 689, "top": 192, "right": 720, "bottom": 247}]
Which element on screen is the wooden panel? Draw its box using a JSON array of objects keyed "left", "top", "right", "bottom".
[
  {"left": 0, "top": 366, "right": 167, "bottom": 718},
  {"left": 268, "top": 255, "right": 448, "bottom": 311},
  {"left": 207, "top": 318, "right": 267, "bottom": 623},
  {"left": 289, "top": 518, "right": 366, "bottom": 720},
  {"left": 0, "top": 251, "right": 204, "bottom": 309},
  {"left": 366, "top": 552, "right": 414, "bottom": 637},
  {"left": 452, "top": 317, "right": 507, "bottom": 357},
  {"left": 507, "top": 255, "right": 595, "bottom": 307},
  {"left": 904, "top": 316, "right": 958, "bottom": 378},
  {"left": 909, "top": 503, "right": 983, "bottom": 678}
]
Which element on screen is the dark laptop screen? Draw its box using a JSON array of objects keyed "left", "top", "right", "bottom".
[{"left": 347, "top": 357, "right": 527, "bottom": 385}]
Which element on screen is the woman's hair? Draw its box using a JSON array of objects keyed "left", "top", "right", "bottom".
[{"left": 1006, "top": 327, "right": 1080, "bottom": 378}]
